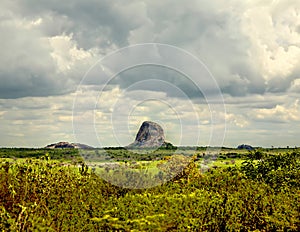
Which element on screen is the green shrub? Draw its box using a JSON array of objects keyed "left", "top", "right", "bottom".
[{"left": 0, "top": 152, "right": 299, "bottom": 231}]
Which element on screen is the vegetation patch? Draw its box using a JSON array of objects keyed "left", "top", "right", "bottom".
[{"left": 0, "top": 149, "right": 299, "bottom": 231}]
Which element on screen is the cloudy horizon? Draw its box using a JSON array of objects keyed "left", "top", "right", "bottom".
[{"left": 1, "top": 0, "right": 300, "bottom": 148}]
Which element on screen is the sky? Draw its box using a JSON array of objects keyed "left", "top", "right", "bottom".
[{"left": 0, "top": 0, "right": 300, "bottom": 148}]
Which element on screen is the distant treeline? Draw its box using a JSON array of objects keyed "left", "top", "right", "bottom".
[
  {"left": 1, "top": 147, "right": 299, "bottom": 162},
  {"left": 0, "top": 148, "right": 79, "bottom": 159}
]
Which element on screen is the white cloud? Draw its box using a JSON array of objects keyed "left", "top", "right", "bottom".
[
  {"left": 290, "top": 78, "right": 300, "bottom": 92},
  {"left": 240, "top": 1, "right": 300, "bottom": 90},
  {"left": 225, "top": 113, "right": 249, "bottom": 128},
  {"left": 252, "top": 99, "right": 300, "bottom": 123},
  {"left": 49, "top": 34, "right": 95, "bottom": 73}
]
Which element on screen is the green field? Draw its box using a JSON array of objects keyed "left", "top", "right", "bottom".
[{"left": 0, "top": 148, "right": 299, "bottom": 231}]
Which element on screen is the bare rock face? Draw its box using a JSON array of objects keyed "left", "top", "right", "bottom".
[{"left": 129, "top": 121, "right": 165, "bottom": 148}]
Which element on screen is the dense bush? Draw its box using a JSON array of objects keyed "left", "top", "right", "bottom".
[
  {"left": 241, "top": 151, "right": 300, "bottom": 189},
  {"left": 0, "top": 152, "right": 299, "bottom": 231}
]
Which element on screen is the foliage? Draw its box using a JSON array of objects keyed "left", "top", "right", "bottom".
[
  {"left": 241, "top": 151, "right": 300, "bottom": 189},
  {"left": 0, "top": 151, "right": 299, "bottom": 231},
  {"left": 0, "top": 148, "right": 79, "bottom": 160},
  {"left": 157, "top": 154, "right": 201, "bottom": 183}
]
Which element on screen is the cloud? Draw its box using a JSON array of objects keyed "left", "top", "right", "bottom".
[
  {"left": 1, "top": 0, "right": 300, "bottom": 147},
  {"left": 290, "top": 78, "right": 300, "bottom": 92},
  {"left": 109, "top": 66, "right": 205, "bottom": 99},
  {"left": 240, "top": 1, "right": 300, "bottom": 93},
  {"left": 15, "top": 0, "right": 148, "bottom": 48},
  {"left": 250, "top": 100, "right": 300, "bottom": 123},
  {"left": 0, "top": 16, "right": 96, "bottom": 98},
  {"left": 1, "top": 0, "right": 300, "bottom": 99}
]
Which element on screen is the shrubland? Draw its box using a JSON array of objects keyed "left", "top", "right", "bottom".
[{"left": 0, "top": 150, "right": 299, "bottom": 231}]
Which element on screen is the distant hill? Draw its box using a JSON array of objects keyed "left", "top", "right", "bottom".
[{"left": 45, "top": 142, "right": 93, "bottom": 149}]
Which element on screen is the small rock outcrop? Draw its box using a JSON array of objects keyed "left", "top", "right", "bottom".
[
  {"left": 45, "top": 142, "right": 93, "bottom": 149},
  {"left": 129, "top": 121, "right": 166, "bottom": 148},
  {"left": 237, "top": 144, "right": 254, "bottom": 150}
]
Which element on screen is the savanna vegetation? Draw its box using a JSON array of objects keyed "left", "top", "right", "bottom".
[{"left": 0, "top": 148, "right": 299, "bottom": 231}]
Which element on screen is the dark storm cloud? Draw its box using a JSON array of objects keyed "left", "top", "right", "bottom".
[
  {"left": 0, "top": 2, "right": 82, "bottom": 99},
  {"left": 0, "top": 0, "right": 299, "bottom": 100},
  {"left": 108, "top": 65, "right": 204, "bottom": 99},
  {"left": 16, "top": 0, "right": 145, "bottom": 48},
  {"left": 0, "top": 24, "right": 71, "bottom": 98},
  {"left": 140, "top": 0, "right": 268, "bottom": 97},
  {"left": 0, "top": 0, "right": 148, "bottom": 99}
]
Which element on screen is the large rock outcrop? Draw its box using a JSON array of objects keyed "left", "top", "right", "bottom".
[{"left": 129, "top": 121, "right": 166, "bottom": 148}]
